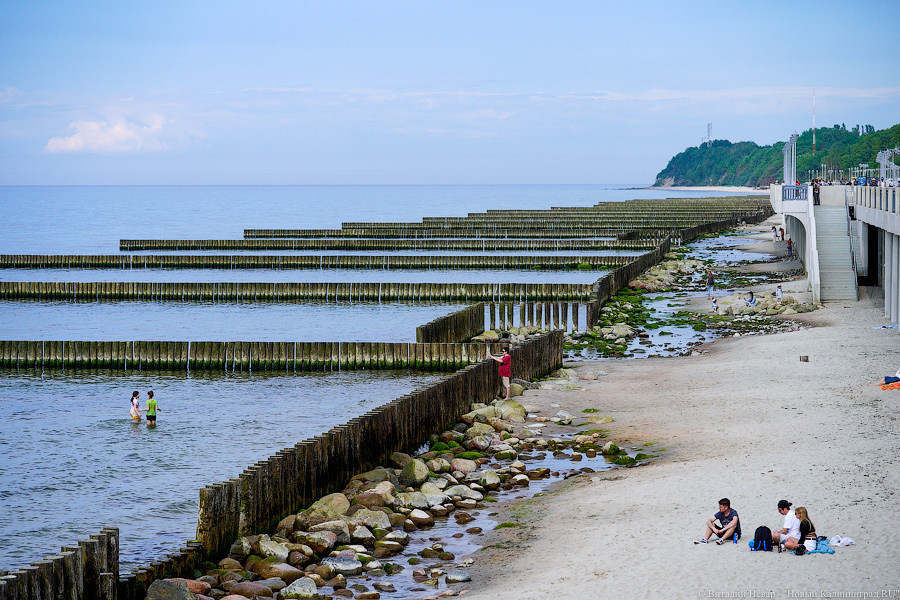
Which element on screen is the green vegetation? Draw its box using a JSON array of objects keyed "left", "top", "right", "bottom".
[
  {"left": 496, "top": 522, "right": 521, "bottom": 529},
  {"left": 654, "top": 123, "right": 900, "bottom": 187}
]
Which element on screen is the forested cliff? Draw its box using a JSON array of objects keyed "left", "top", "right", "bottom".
[{"left": 654, "top": 123, "right": 900, "bottom": 187}]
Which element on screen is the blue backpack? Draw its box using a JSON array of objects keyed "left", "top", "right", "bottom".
[{"left": 750, "top": 526, "right": 772, "bottom": 551}]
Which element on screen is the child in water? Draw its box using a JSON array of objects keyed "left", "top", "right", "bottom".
[
  {"left": 129, "top": 391, "right": 141, "bottom": 422},
  {"left": 141, "top": 390, "right": 159, "bottom": 425}
]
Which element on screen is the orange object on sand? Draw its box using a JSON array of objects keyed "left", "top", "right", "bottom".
[{"left": 880, "top": 382, "right": 900, "bottom": 390}]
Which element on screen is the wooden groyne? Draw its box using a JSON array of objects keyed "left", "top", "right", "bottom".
[
  {"left": 0, "top": 281, "right": 593, "bottom": 302},
  {"left": 0, "top": 527, "right": 123, "bottom": 600},
  {"left": 118, "top": 239, "right": 658, "bottom": 251},
  {"left": 0, "top": 254, "right": 628, "bottom": 270},
  {"left": 193, "top": 331, "right": 562, "bottom": 560},
  {"left": 416, "top": 303, "right": 485, "bottom": 343},
  {"left": 0, "top": 340, "right": 514, "bottom": 372},
  {"left": 243, "top": 196, "right": 771, "bottom": 239}
]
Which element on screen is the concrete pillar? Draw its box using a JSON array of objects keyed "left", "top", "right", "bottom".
[
  {"left": 893, "top": 233, "right": 900, "bottom": 323},
  {"left": 887, "top": 232, "right": 895, "bottom": 320}
]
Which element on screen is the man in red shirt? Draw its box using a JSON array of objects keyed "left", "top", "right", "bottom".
[{"left": 489, "top": 346, "right": 512, "bottom": 401}]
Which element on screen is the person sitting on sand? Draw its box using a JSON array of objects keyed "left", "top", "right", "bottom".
[
  {"left": 772, "top": 499, "right": 801, "bottom": 551},
  {"left": 795, "top": 506, "right": 817, "bottom": 552},
  {"left": 695, "top": 497, "right": 741, "bottom": 544},
  {"left": 744, "top": 292, "right": 756, "bottom": 307}
]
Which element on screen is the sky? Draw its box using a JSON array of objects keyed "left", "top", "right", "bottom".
[{"left": 1, "top": 0, "right": 898, "bottom": 185}]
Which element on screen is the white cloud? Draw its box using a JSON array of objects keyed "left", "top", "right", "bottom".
[{"left": 45, "top": 115, "right": 168, "bottom": 153}]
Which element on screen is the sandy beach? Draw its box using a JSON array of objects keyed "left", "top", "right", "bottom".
[{"left": 462, "top": 219, "right": 900, "bottom": 599}]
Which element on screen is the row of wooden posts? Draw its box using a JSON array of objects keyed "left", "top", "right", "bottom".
[
  {"left": 416, "top": 303, "right": 485, "bottom": 343},
  {"left": 0, "top": 528, "right": 121, "bottom": 600},
  {"left": 0, "top": 340, "right": 505, "bottom": 372},
  {"left": 0, "top": 282, "right": 593, "bottom": 302},
  {"left": 0, "top": 254, "right": 630, "bottom": 270},
  {"left": 244, "top": 227, "right": 659, "bottom": 239},
  {"left": 118, "top": 238, "right": 658, "bottom": 251},
  {"left": 0, "top": 297, "right": 587, "bottom": 373}
]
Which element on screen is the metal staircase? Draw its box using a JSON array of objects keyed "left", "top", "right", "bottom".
[{"left": 813, "top": 205, "right": 858, "bottom": 301}]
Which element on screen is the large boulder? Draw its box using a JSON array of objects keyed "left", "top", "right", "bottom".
[
  {"left": 229, "top": 581, "right": 275, "bottom": 599},
  {"left": 464, "top": 423, "right": 495, "bottom": 440},
  {"left": 257, "top": 539, "right": 289, "bottom": 562},
  {"left": 290, "top": 531, "right": 337, "bottom": 555},
  {"left": 345, "top": 508, "right": 392, "bottom": 531},
  {"left": 297, "top": 493, "right": 350, "bottom": 529},
  {"left": 398, "top": 458, "right": 430, "bottom": 487},
  {"left": 444, "top": 485, "right": 483, "bottom": 501},
  {"left": 354, "top": 481, "right": 396, "bottom": 508},
  {"left": 508, "top": 383, "right": 525, "bottom": 398},
  {"left": 250, "top": 558, "right": 306, "bottom": 584},
  {"left": 352, "top": 467, "right": 399, "bottom": 487},
  {"left": 496, "top": 400, "right": 526, "bottom": 422},
  {"left": 321, "top": 557, "right": 363, "bottom": 577},
  {"left": 165, "top": 579, "right": 210, "bottom": 595},
  {"left": 279, "top": 577, "right": 319, "bottom": 600},
  {"left": 388, "top": 452, "right": 412, "bottom": 468},
  {"left": 478, "top": 470, "right": 501, "bottom": 489},
  {"left": 309, "top": 520, "right": 350, "bottom": 545},
  {"left": 449, "top": 458, "right": 477, "bottom": 475},
  {"left": 394, "top": 491, "right": 430, "bottom": 510},
  {"left": 146, "top": 580, "right": 197, "bottom": 600}
]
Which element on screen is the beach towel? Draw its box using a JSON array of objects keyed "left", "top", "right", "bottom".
[
  {"left": 879, "top": 382, "right": 900, "bottom": 391},
  {"left": 808, "top": 540, "right": 835, "bottom": 554},
  {"left": 829, "top": 535, "right": 855, "bottom": 547}
]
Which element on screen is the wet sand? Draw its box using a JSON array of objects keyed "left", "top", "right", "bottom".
[{"left": 461, "top": 219, "right": 900, "bottom": 598}]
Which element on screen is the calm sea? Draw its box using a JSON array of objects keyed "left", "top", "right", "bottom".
[{"left": 0, "top": 184, "right": 755, "bottom": 571}]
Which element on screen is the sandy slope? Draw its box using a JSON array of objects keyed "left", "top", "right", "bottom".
[
  {"left": 652, "top": 185, "right": 768, "bottom": 194},
  {"left": 461, "top": 227, "right": 900, "bottom": 599}
]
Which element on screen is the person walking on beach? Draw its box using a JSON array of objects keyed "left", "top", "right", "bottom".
[
  {"left": 489, "top": 346, "right": 512, "bottom": 401},
  {"left": 786, "top": 239, "right": 794, "bottom": 258},
  {"left": 772, "top": 499, "right": 801, "bottom": 551},
  {"left": 705, "top": 270, "right": 715, "bottom": 299},
  {"left": 771, "top": 226, "right": 778, "bottom": 242},
  {"left": 779, "top": 227, "right": 785, "bottom": 241},
  {"left": 129, "top": 391, "right": 141, "bottom": 423},
  {"left": 140, "top": 390, "right": 159, "bottom": 426},
  {"left": 694, "top": 497, "right": 741, "bottom": 544},
  {"left": 775, "top": 285, "right": 783, "bottom": 303}
]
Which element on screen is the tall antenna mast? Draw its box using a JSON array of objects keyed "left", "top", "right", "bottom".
[
  {"left": 813, "top": 87, "right": 816, "bottom": 155},
  {"left": 701, "top": 123, "right": 713, "bottom": 147}
]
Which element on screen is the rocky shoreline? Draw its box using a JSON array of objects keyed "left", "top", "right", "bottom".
[{"left": 146, "top": 380, "right": 632, "bottom": 600}]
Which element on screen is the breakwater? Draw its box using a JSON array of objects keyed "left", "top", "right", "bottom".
[
  {"left": 0, "top": 281, "right": 591, "bottom": 302},
  {"left": 416, "top": 303, "right": 485, "bottom": 343},
  {"left": 0, "top": 340, "right": 495, "bottom": 372},
  {"left": 0, "top": 254, "right": 627, "bottom": 270},
  {"left": 118, "top": 238, "right": 657, "bottom": 251}
]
